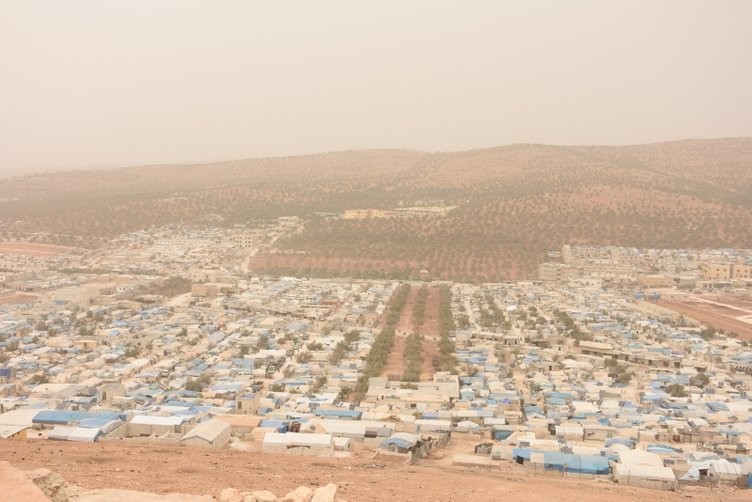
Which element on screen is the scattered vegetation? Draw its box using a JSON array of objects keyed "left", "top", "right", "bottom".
[
  {"left": 5, "top": 140, "right": 752, "bottom": 280},
  {"left": 479, "top": 293, "right": 506, "bottom": 329},
  {"left": 690, "top": 372, "right": 710, "bottom": 388},
  {"left": 604, "top": 358, "right": 632, "bottom": 385},
  {"left": 699, "top": 327, "right": 717, "bottom": 341},
  {"left": 666, "top": 383, "right": 687, "bottom": 398},
  {"left": 185, "top": 373, "right": 211, "bottom": 392},
  {"left": 28, "top": 373, "right": 50, "bottom": 385},
  {"left": 554, "top": 309, "right": 593, "bottom": 343}
]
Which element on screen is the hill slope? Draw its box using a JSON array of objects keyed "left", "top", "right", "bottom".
[{"left": 1, "top": 138, "right": 751, "bottom": 280}]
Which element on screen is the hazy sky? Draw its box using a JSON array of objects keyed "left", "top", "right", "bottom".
[{"left": 1, "top": 1, "right": 751, "bottom": 173}]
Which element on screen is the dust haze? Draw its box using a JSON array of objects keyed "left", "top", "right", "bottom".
[{"left": 1, "top": 1, "right": 751, "bottom": 173}]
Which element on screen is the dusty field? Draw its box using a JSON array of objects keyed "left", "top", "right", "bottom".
[
  {"left": 2, "top": 439, "right": 745, "bottom": 502},
  {"left": 0, "top": 293, "right": 39, "bottom": 305},
  {"left": 656, "top": 294, "right": 752, "bottom": 340},
  {"left": 0, "top": 242, "right": 70, "bottom": 256}
]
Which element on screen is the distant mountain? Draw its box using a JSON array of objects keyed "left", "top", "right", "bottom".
[{"left": 1, "top": 138, "right": 751, "bottom": 281}]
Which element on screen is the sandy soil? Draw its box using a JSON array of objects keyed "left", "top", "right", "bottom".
[
  {"left": 384, "top": 334, "right": 407, "bottom": 381},
  {"left": 656, "top": 294, "right": 752, "bottom": 340},
  {"left": 3, "top": 440, "right": 746, "bottom": 502},
  {"left": 0, "top": 242, "right": 70, "bottom": 256}
]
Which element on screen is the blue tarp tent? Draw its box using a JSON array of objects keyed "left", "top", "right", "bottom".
[
  {"left": 543, "top": 453, "right": 610, "bottom": 475},
  {"left": 605, "top": 437, "right": 635, "bottom": 448},
  {"left": 259, "top": 419, "right": 288, "bottom": 432},
  {"left": 380, "top": 434, "right": 417, "bottom": 450},
  {"left": 647, "top": 444, "right": 678, "bottom": 454},
  {"left": 313, "top": 408, "right": 362, "bottom": 420}
]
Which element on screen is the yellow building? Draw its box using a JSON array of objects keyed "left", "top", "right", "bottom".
[
  {"left": 700, "top": 262, "right": 732, "bottom": 281},
  {"left": 341, "top": 209, "right": 393, "bottom": 220},
  {"left": 700, "top": 261, "right": 752, "bottom": 281},
  {"left": 734, "top": 263, "right": 752, "bottom": 280}
]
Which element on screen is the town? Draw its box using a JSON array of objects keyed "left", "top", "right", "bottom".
[{"left": 1, "top": 222, "right": 752, "bottom": 495}]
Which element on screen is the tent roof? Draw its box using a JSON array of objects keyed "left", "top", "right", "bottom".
[{"left": 181, "top": 418, "right": 230, "bottom": 443}]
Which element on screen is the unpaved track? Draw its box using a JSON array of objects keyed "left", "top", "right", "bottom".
[
  {"left": 418, "top": 286, "right": 441, "bottom": 380},
  {"left": 657, "top": 297, "right": 752, "bottom": 340},
  {"left": 0, "top": 242, "right": 70, "bottom": 256}
]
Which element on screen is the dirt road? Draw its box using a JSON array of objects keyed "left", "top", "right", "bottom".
[
  {"left": 656, "top": 295, "right": 752, "bottom": 340},
  {"left": 0, "top": 242, "right": 70, "bottom": 256}
]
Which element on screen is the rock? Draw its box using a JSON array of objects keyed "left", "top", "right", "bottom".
[
  {"left": 249, "top": 490, "right": 277, "bottom": 502},
  {"left": 27, "top": 467, "right": 69, "bottom": 502},
  {"left": 71, "top": 488, "right": 214, "bottom": 502},
  {"left": 220, "top": 487, "right": 244, "bottom": 502},
  {"left": 310, "top": 484, "right": 337, "bottom": 502},
  {"left": 281, "top": 486, "right": 313, "bottom": 502},
  {"left": 0, "top": 461, "right": 49, "bottom": 502}
]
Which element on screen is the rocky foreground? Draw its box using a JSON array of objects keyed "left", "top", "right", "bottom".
[
  {"left": 3, "top": 441, "right": 748, "bottom": 502},
  {"left": 0, "top": 461, "right": 342, "bottom": 502}
]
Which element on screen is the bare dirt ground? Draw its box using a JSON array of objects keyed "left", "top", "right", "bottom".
[
  {"left": 382, "top": 285, "right": 441, "bottom": 381},
  {"left": 383, "top": 286, "right": 418, "bottom": 380},
  {"left": 394, "top": 286, "right": 418, "bottom": 335},
  {"left": 3, "top": 440, "right": 746, "bottom": 502},
  {"left": 384, "top": 334, "right": 407, "bottom": 381},
  {"left": 0, "top": 293, "right": 39, "bottom": 305},
  {"left": 0, "top": 242, "right": 70, "bottom": 256},
  {"left": 418, "top": 286, "right": 441, "bottom": 380},
  {"left": 656, "top": 294, "right": 752, "bottom": 340}
]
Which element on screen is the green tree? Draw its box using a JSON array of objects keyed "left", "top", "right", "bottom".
[
  {"left": 666, "top": 383, "right": 687, "bottom": 397},
  {"left": 689, "top": 372, "right": 710, "bottom": 388}
]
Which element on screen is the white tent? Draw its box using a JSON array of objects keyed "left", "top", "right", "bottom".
[
  {"left": 262, "top": 432, "right": 334, "bottom": 456},
  {"left": 614, "top": 463, "right": 677, "bottom": 491},
  {"left": 709, "top": 459, "right": 743, "bottom": 484},
  {"left": 48, "top": 426, "right": 99, "bottom": 442},
  {"left": 614, "top": 449, "right": 677, "bottom": 491},
  {"left": 180, "top": 418, "right": 231, "bottom": 448}
]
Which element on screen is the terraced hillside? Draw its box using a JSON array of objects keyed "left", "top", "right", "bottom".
[{"left": 1, "top": 138, "right": 751, "bottom": 280}]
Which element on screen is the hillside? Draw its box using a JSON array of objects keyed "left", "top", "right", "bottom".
[
  {"left": 7, "top": 440, "right": 747, "bottom": 502},
  {"left": 1, "top": 138, "right": 751, "bottom": 281}
]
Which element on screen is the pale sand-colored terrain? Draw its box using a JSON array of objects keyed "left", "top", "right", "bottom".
[
  {"left": 3, "top": 440, "right": 747, "bottom": 502},
  {"left": 0, "top": 242, "right": 70, "bottom": 256},
  {"left": 657, "top": 293, "right": 752, "bottom": 341}
]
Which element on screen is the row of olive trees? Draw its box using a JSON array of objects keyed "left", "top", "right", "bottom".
[
  {"left": 402, "top": 333, "right": 423, "bottom": 382},
  {"left": 436, "top": 285, "right": 457, "bottom": 372},
  {"left": 329, "top": 330, "right": 361, "bottom": 365},
  {"left": 353, "top": 283, "right": 412, "bottom": 402},
  {"left": 412, "top": 285, "right": 429, "bottom": 330}
]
